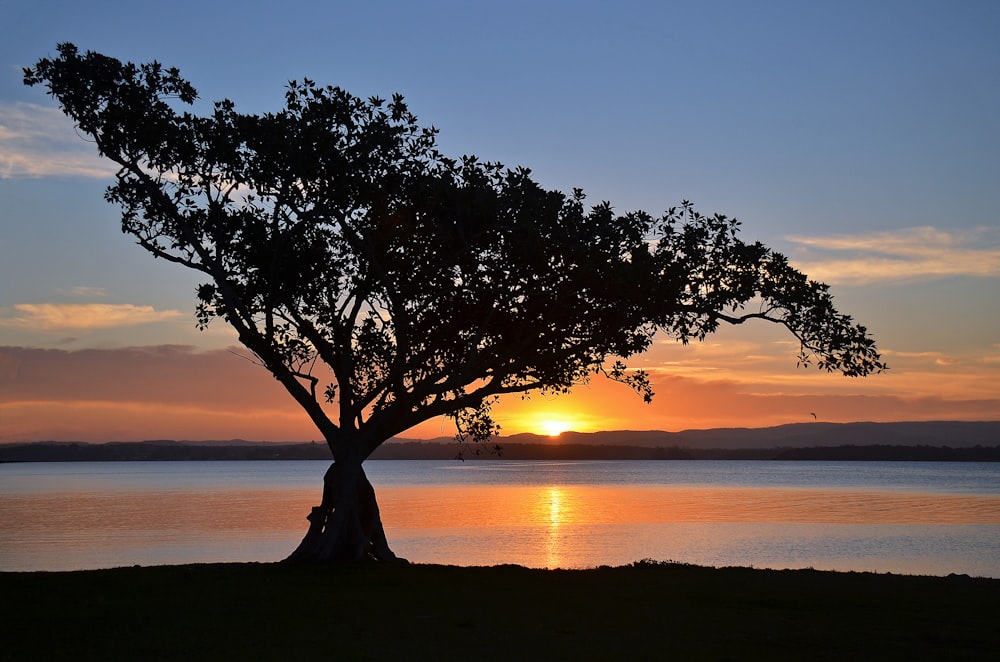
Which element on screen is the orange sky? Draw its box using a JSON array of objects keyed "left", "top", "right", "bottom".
[{"left": 2, "top": 319, "right": 997, "bottom": 443}]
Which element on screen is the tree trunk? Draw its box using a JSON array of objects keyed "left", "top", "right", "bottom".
[{"left": 284, "top": 460, "right": 406, "bottom": 563}]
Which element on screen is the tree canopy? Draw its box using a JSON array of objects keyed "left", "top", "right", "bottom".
[{"left": 25, "top": 44, "right": 885, "bottom": 561}]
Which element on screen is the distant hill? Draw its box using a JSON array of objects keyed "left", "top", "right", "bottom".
[
  {"left": 491, "top": 421, "right": 1000, "bottom": 450},
  {"left": 1, "top": 421, "right": 997, "bottom": 462}
]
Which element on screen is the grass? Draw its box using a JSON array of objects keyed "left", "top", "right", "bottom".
[{"left": 2, "top": 561, "right": 998, "bottom": 661}]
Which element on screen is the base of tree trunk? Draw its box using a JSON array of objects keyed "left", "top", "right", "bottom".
[{"left": 284, "top": 461, "right": 408, "bottom": 564}]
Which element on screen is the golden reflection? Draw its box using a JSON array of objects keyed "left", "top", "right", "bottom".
[
  {"left": 376, "top": 485, "right": 1000, "bottom": 529},
  {"left": 6, "top": 485, "right": 998, "bottom": 572},
  {"left": 547, "top": 487, "right": 563, "bottom": 526},
  {"left": 543, "top": 487, "right": 565, "bottom": 568},
  {"left": 10, "top": 486, "right": 994, "bottom": 536},
  {"left": 373, "top": 485, "right": 1000, "bottom": 570}
]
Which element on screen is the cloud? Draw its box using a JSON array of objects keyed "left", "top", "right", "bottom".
[
  {"left": 55, "top": 286, "right": 110, "bottom": 298},
  {"left": 785, "top": 226, "right": 1000, "bottom": 285},
  {"left": 0, "top": 345, "right": 283, "bottom": 405},
  {"left": 0, "top": 102, "right": 117, "bottom": 179},
  {"left": 0, "top": 303, "right": 184, "bottom": 330},
  {"left": 0, "top": 345, "right": 327, "bottom": 441}
]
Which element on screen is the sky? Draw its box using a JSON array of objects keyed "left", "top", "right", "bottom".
[{"left": 1, "top": 0, "right": 998, "bottom": 442}]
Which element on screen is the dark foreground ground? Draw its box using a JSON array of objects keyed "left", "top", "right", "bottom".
[{"left": 2, "top": 561, "right": 997, "bottom": 661}]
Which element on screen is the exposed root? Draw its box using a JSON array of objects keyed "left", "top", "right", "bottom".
[{"left": 285, "top": 461, "right": 407, "bottom": 564}]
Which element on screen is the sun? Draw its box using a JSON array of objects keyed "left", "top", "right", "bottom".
[{"left": 538, "top": 419, "right": 571, "bottom": 437}]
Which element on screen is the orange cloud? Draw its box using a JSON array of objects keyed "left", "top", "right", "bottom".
[
  {"left": 0, "top": 303, "right": 184, "bottom": 330},
  {"left": 1, "top": 400, "right": 321, "bottom": 443},
  {"left": 0, "top": 345, "right": 325, "bottom": 442},
  {"left": 786, "top": 226, "right": 1000, "bottom": 285}
]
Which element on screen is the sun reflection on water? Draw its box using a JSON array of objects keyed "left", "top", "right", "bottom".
[
  {"left": 543, "top": 487, "right": 565, "bottom": 567},
  {"left": 3, "top": 480, "right": 999, "bottom": 573}
]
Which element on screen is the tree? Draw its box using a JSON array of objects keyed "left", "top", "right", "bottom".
[{"left": 25, "top": 44, "right": 885, "bottom": 563}]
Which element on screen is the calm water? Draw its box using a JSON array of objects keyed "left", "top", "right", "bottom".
[{"left": 1, "top": 460, "right": 998, "bottom": 577}]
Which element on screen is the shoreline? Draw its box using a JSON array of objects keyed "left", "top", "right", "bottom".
[{"left": 4, "top": 440, "right": 1000, "bottom": 462}]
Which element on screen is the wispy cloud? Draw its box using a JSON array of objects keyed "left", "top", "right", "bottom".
[
  {"left": 0, "top": 303, "right": 184, "bottom": 330},
  {"left": 0, "top": 102, "right": 116, "bottom": 179},
  {"left": 55, "top": 286, "right": 111, "bottom": 298},
  {"left": 786, "top": 226, "right": 1000, "bottom": 285}
]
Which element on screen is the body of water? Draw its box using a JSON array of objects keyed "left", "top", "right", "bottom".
[{"left": 1, "top": 460, "right": 998, "bottom": 576}]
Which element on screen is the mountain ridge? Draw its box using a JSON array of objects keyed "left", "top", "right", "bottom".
[
  {"left": 2, "top": 421, "right": 997, "bottom": 462},
  {"left": 4, "top": 420, "right": 997, "bottom": 449},
  {"left": 443, "top": 420, "right": 1000, "bottom": 450}
]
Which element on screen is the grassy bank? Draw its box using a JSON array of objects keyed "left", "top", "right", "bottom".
[{"left": 3, "top": 561, "right": 997, "bottom": 660}]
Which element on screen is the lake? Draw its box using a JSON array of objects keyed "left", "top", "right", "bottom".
[{"left": 1, "top": 460, "right": 998, "bottom": 577}]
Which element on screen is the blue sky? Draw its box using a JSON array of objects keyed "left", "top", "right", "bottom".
[{"left": 1, "top": 1, "right": 998, "bottom": 440}]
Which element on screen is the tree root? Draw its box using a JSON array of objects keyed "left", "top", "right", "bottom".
[{"left": 285, "top": 461, "right": 407, "bottom": 564}]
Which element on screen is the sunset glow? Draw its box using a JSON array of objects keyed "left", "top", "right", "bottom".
[
  {"left": 2, "top": 340, "right": 999, "bottom": 442},
  {"left": 538, "top": 419, "right": 572, "bottom": 438}
]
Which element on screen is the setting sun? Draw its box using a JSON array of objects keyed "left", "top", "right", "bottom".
[{"left": 539, "top": 419, "right": 572, "bottom": 437}]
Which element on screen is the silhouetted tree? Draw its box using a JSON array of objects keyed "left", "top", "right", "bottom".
[{"left": 25, "top": 44, "right": 885, "bottom": 563}]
